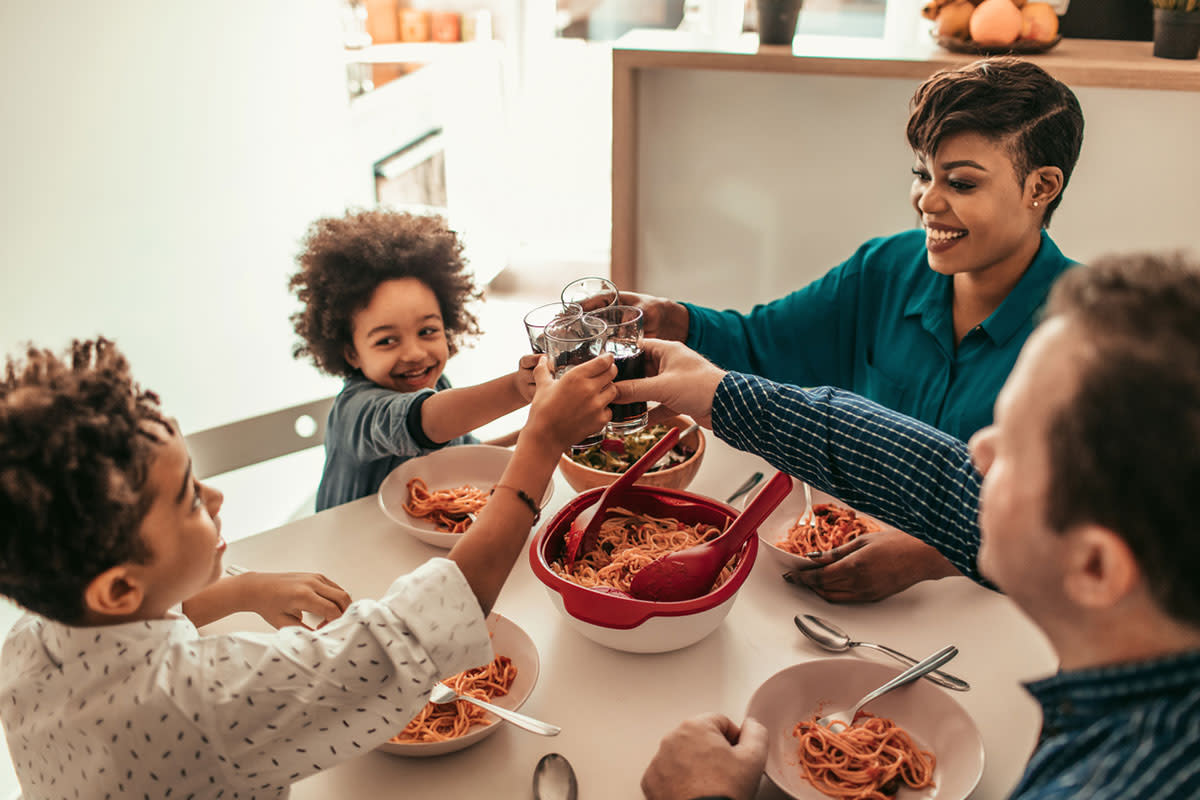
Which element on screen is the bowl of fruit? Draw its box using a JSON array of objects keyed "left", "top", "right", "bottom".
[{"left": 925, "top": 0, "right": 1061, "bottom": 54}]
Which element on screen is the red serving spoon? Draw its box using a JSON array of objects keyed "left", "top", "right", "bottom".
[
  {"left": 629, "top": 470, "right": 793, "bottom": 602},
  {"left": 563, "top": 426, "right": 682, "bottom": 570}
]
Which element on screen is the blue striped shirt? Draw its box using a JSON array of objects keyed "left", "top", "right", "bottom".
[{"left": 713, "top": 371, "right": 1200, "bottom": 800}]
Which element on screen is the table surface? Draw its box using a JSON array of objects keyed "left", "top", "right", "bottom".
[{"left": 206, "top": 436, "right": 1058, "bottom": 799}]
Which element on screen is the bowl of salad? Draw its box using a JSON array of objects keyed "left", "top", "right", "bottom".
[{"left": 557, "top": 415, "right": 705, "bottom": 493}]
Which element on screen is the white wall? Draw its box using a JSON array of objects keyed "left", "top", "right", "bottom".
[
  {"left": 635, "top": 69, "right": 1200, "bottom": 309},
  {"left": 0, "top": 1, "right": 353, "bottom": 436}
]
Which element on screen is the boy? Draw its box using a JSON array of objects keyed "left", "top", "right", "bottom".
[
  {"left": 0, "top": 337, "right": 616, "bottom": 798},
  {"left": 289, "top": 210, "right": 538, "bottom": 510}
]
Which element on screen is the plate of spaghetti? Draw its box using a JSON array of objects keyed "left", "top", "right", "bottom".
[
  {"left": 377, "top": 612, "right": 540, "bottom": 757},
  {"left": 746, "top": 658, "right": 984, "bottom": 799},
  {"left": 378, "top": 445, "right": 554, "bottom": 547},
  {"left": 752, "top": 473, "right": 893, "bottom": 571}
]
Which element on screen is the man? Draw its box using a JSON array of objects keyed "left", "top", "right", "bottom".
[{"left": 625, "top": 252, "right": 1200, "bottom": 800}]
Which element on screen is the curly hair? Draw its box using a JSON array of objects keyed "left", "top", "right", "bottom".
[
  {"left": 907, "top": 57, "right": 1084, "bottom": 227},
  {"left": 0, "top": 338, "right": 168, "bottom": 624},
  {"left": 1043, "top": 252, "right": 1200, "bottom": 625},
  {"left": 289, "top": 210, "right": 483, "bottom": 377}
]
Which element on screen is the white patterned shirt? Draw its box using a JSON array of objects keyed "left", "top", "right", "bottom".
[{"left": 0, "top": 558, "right": 491, "bottom": 800}]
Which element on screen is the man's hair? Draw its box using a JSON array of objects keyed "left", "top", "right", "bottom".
[
  {"left": 0, "top": 338, "right": 168, "bottom": 624},
  {"left": 906, "top": 57, "right": 1084, "bottom": 226},
  {"left": 289, "top": 209, "right": 482, "bottom": 377},
  {"left": 1044, "top": 252, "right": 1200, "bottom": 624}
]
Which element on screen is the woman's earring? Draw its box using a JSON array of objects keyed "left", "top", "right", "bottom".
[{"left": 1033, "top": 200, "right": 1040, "bottom": 208}]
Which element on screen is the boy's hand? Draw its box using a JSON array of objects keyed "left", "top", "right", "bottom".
[
  {"left": 612, "top": 339, "right": 726, "bottom": 428},
  {"left": 523, "top": 353, "right": 616, "bottom": 452},
  {"left": 641, "top": 713, "right": 768, "bottom": 800},
  {"left": 237, "top": 571, "right": 352, "bottom": 630},
  {"left": 514, "top": 353, "right": 540, "bottom": 403}
]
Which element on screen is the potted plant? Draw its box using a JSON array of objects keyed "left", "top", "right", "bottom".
[{"left": 1152, "top": 0, "right": 1200, "bottom": 59}]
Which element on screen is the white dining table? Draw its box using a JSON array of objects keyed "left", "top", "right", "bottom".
[{"left": 204, "top": 436, "right": 1058, "bottom": 799}]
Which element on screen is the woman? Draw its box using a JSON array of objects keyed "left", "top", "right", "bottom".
[{"left": 617, "top": 57, "right": 1085, "bottom": 602}]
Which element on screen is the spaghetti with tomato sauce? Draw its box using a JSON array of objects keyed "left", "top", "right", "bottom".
[
  {"left": 792, "top": 712, "right": 936, "bottom": 799},
  {"left": 403, "top": 477, "right": 490, "bottom": 533},
  {"left": 777, "top": 502, "right": 879, "bottom": 554},
  {"left": 391, "top": 655, "right": 517, "bottom": 743}
]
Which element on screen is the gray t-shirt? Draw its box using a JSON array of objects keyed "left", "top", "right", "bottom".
[{"left": 315, "top": 372, "right": 477, "bottom": 511}]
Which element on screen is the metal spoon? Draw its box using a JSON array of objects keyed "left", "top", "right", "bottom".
[
  {"left": 817, "top": 644, "right": 957, "bottom": 728},
  {"left": 726, "top": 471, "right": 764, "bottom": 505},
  {"left": 428, "top": 683, "right": 561, "bottom": 736},
  {"left": 794, "top": 614, "right": 970, "bottom": 691},
  {"left": 533, "top": 753, "right": 579, "bottom": 800}
]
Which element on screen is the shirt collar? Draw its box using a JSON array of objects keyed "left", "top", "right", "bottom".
[
  {"left": 38, "top": 611, "right": 194, "bottom": 668},
  {"left": 903, "top": 231, "right": 1072, "bottom": 347},
  {"left": 1023, "top": 649, "right": 1200, "bottom": 736}
]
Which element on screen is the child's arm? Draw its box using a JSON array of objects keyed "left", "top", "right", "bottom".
[
  {"left": 183, "top": 571, "right": 352, "bottom": 629},
  {"left": 448, "top": 353, "right": 617, "bottom": 614},
  {"left": 418, "top": 353, "right": 539, "bottom": 445}
]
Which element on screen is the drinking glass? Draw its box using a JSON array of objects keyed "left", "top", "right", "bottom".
[
  {"left": 584, "top": 305, "right": 647, "bottom": 436},
  {"left": 543, "top": 314, "right": 609, "bottom": 451},
  {"left": 561, "top": 277, "right": 619, "bottom": 312},
  {"left": 523, "top": 301, "right": 583, "bottom": 354}
]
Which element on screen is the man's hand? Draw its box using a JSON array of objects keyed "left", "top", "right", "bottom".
[
  {"left": 613, "top": 339, "right": 726, "bottom": 429},
  {"left": 784, "top": 529, "right": 961, "bottom": 603},
  {"left": 641, "top": 713, "right": 768, "bottom": 800}
]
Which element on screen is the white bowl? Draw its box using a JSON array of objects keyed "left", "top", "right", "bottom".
[
  {"left": 746, "top": 658, "right": 984, "bottom": 799},
  {"left": 753, "top": 473, "right": 892, "bottom": 571},
  {"left": 378, "top": 445, "right": 554, "bottom": 548},
  {"left": 541, "top": 585, "right": 740, "bottom": 654},
  {"left": 376, "top": 612, "right": 541, "bottom": 757}
]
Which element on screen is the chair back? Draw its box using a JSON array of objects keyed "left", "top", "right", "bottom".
[{"left": 185, "top": 396, "right": 335, "bottom": 480}]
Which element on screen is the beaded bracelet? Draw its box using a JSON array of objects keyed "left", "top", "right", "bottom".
[{"left": 490, "top": 484, "right": 542, "bottom": 523}]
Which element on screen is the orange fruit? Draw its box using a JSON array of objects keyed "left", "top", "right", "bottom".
[
  {"left": 1020, "top": 2, "right": 1059, "bottom": 42},
  {"left": 935, "top": 0, "right": 975, "bottom": 38},
  {"left": 968, "top": 0, "right": 1022, "bottom": 46}
]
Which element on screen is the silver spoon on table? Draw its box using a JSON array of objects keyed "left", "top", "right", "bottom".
[
  {"left": 429, "top": 683, "right": 561, "bottom": 736},
  {"left": 533, "top": 753, "right": 578, "bottom": 800},
  {"left": 794, "top": 614, "right": 970, "bottom": 691}
]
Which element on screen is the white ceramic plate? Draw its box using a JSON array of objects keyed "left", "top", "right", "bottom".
[
  {"left": 378, "top": 445, "right": 554, "bottom": 548},
  {"left": 752, "top": 473, "right": 894, "bottom": 570},
  {"left": 746, "top": 658, "right": 984, "bottom": 799},
  {"left": 376, "top": 612, "right": 542, "bottom": 757}
]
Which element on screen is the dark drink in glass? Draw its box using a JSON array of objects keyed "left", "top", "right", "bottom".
[
  {"left": 586, "top": 305, "right": 647, "bottom": 436},
  {"left": 524, "top": 302, "right": 583, "bottom": 354},
  {"left": 543, "top": 314, "right": 609, "bottom": 450},
  {"left": 608, "top": 341, "right": 648, "bottom": 429}
]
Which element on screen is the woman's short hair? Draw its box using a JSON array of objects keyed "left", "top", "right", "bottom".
[{"left": 907, "top": 57, "right": 1084, "bottom": 226}]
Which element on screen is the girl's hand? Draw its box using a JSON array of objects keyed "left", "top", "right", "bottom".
[
  {"left": 236, "top": 571, "right": 353, "bottom": 630},
  {"left": 514, "top": 353, "right": 540, "bottom": 403},
  {"left": 524, "top": 353, "right": 617, "bottom": 452}
]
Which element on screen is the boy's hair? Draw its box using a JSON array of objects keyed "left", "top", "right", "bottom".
[
  {"left": 906, "top": 57, "right": 1084, "bottom": 226},
  {"left": 0, "top": 338, "right": 168, "bottom": 624},
  {"left": 1044, "top": 252, "right": 1200, "bottom": 625},
  {"left": 289, "top": 210, "right": 482, "bottom": 378}
]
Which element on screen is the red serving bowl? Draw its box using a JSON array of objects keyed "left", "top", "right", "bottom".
[{"left": 528, "top": 485, "right": 757, "bottom": 653}]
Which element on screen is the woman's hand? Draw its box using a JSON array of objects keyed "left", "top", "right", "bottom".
[
  {"left": 235, "top": 571, "right": 353, "bottom": 629},
  {"left": 578, "top": 291, "right": 691, "bottom": 342},
  {"left": 641, "top": 713, "right": 768, "bottom": 800},
  {"left": 783, "top": 530, "right": 961, "bottom": 603}
]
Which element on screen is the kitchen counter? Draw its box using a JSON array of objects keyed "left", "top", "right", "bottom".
[{"left": 611, "top": 29, "right": 1200, "bottom": 299}]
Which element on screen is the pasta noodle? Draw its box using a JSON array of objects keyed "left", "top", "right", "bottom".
[
  {"left": 777, "top": 502, "right": 879, "bottom": 554},
  {"left": 552, "top": 507, "right": 733, "bottom": 593},
  {"left": 403, "top": 477, "right": 489, "bottom": 533},
  {"left": 390, "top": 655, "right": 517, "bottom": 744},
  {"left": 793, "top": 712, "right": 936, "bottom": 799}
]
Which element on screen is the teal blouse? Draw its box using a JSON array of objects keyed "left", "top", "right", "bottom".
[{"left": 684, "top": 229, "right": 1078, "bottom": 442}]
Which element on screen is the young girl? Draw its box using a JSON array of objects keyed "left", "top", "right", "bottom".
[
  {"left": 290, "top": 210, "right": 536, "bottom": 510},
  {"left": 614, "top": 57, "right": 1085, "bottom": 602}
]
